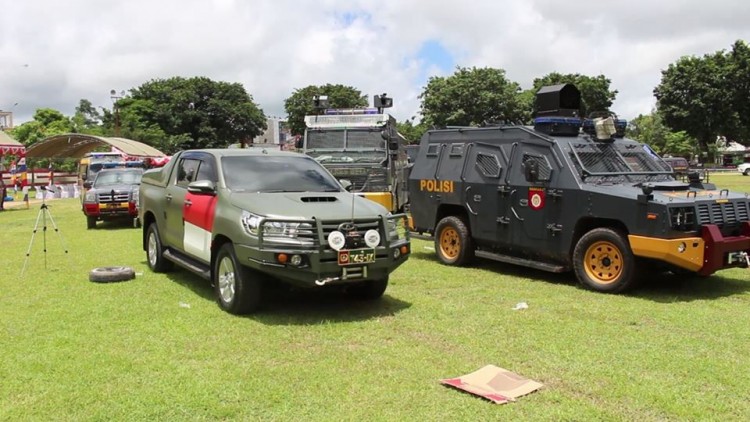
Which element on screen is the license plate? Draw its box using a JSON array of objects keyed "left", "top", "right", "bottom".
[
  {"left": 100, "top": 202, "right": 125, "bottom": 210},
  {"left": 338, "top": 249, "right": 375, "bottom": 266}
]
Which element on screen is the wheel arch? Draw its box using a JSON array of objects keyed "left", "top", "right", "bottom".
[
  {"left": 141, "top": 211, "right": 157, "bottom": 251},
  {"left": 210, "top": 234, "right": 233, "bottom": 277},
  {"left": 434, "top": 204, "right": 470, "bottom": 233},
  {"left": 569, "top": 217, "right": 630, "bottom": 259}
]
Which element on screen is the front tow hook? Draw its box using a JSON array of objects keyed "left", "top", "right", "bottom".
[{"left": 315, "top": 277, "right": 340, "bottom": 286}]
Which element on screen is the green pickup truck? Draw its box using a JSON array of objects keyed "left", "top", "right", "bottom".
[{"left": 138, "top": 148, "right": 410, "bottom": 314}]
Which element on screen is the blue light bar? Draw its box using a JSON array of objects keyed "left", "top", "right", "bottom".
[
  {"left": 533, "top": 117, "right": 582, "bottom": 137},
  {"left": 534, "top": 117, "right": 582, "bottom": 125},
  {"left": 324, "top": 108, "right": 379, "bottom": 115}
]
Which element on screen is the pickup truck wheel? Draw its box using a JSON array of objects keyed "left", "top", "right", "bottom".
[
  {"left": 573, "top": 228, "right": 637, "bottom": 293},
  {"left": 214, "top": 243, "right": 261, "bottom": 315},
  {"left": 434, "top": 216, "right": 474, "bottom": 265},
  {"left": 86, "top": 216, "right": 97, "bottom": 229},
  {"left": 146, "top": 223, "right": 173, "bottom": 272},
  {"left": 347, "top": 277, "right": 388, "bottom": 300},
  {"left": 744, "top": 168, "right": 750, "bottom": 176}
]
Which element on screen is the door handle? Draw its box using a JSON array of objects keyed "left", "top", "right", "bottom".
[
  {"left": 165, "top": 194, "right": 172, "bottom": 202},
  {"left": 185, "top": 199, "right": 192, "bottom": 207}
]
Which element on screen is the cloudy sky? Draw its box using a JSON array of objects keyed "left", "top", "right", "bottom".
[{"left": 1, "top": 0, "right": 749, "bottom": 127}]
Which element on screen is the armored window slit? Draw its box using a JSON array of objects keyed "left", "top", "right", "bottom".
[{"left": 476, "top": 153, "right": 501, "bottom": 178}]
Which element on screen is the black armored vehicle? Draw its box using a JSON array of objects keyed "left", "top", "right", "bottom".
[{"left": 408, "top": 84, "right": 750, "bottom": 292}]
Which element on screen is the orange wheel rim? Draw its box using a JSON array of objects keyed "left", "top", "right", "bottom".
[
  {"left": 439, "top": 227, "right": 460, "bottom": 259},
  {"left": 583, "top": 241, "right": 623, "bottom": 284}
]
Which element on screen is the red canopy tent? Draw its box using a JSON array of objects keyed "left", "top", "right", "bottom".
[
  {"left": 0, "top": 130, "right": 25, "bottom": 157},
  {"left": 1, "top": 131, "right": 26, "bottom": 190}
]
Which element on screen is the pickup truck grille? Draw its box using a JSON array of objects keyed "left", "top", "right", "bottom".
[
  {"left": 296, "top": 219, "right": 382, "bottom": 249},
  {"left": 697, "top": 201, "right": 749, "bottom": 227},
  {"left": 98, "top": 192, "right": 131, "bottom": 203}
]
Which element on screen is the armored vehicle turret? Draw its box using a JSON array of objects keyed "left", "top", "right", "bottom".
[{"left": 408, "top": 84, "right": 750, "bottom": 292}]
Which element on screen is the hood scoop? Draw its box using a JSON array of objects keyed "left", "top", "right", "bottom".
[{"left": 301, "top": 196, "right": 338, "bottom": 203}]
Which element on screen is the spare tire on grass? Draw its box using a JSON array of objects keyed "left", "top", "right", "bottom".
[{"left": 89, "top": 266, "right": 136, "bottom": 283}]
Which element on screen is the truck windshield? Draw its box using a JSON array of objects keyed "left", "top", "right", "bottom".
[
  {"left": 221, "top": 156, "right": 342, "bottom": 193},
  {"left": 94, "top": 170, "right": 143, "bottom": 186},
  {"left": 568, "top": 142, "right": 674, "bottom": 183},
  {"left": 306, "top": 129, "right": 385, "bottom": 164}
]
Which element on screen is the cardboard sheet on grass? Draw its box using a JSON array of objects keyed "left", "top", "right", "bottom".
[{"left": 440, "top": 365, "right": 543, "bottom": 404}]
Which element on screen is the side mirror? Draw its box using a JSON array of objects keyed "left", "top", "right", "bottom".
[
  {"left": 187, "top": 180, "right": 217, "bottom": 195},
  {"left": 339, "top": 179, "right": 353, "bottom": 191},
  {"left": 83, "top": 181, "right": 93, "bottom": 189},
  {"left": 523, "top": 160, "right": 539, "bottom": 182}
]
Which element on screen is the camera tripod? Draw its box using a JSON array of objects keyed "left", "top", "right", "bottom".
[{"left": 20, "top": 187, "right": 70, "bottom": 275}]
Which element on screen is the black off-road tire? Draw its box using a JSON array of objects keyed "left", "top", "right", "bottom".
[
  {"left": 89, "top": 266, "right": 135, "bottom": 283},
  {"left": 146, "top": 223, "right": 173, "bottom": 272},
  {"left": 434, "top": 216, "right": 475, "bottom": 265},
  {"left": 86, "top": 216, "right": 97, "bottom": 229},
  {"left": 347, "top": 277, "right": 389, "bottom": 300},
  {"left": 213, "top": 243, "right": 261, "bottom": 315},
  {"left": 744, "top": 168, "right": 750, "bottom": 176},
  {"left": 573, "top": 228, "right": 637, "bottom": 293}
]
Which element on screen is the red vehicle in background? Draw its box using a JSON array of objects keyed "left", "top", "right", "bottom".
[{"left": 82, "top": 168, "right": 144, "bottom": 229}]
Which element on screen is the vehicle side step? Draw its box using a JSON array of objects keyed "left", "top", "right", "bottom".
[
  {"left": 475, "top": 250, "right": 568, "bottom": 273},
  {"left": 164, "top": 249, "right": 211, "bottom": 280}
]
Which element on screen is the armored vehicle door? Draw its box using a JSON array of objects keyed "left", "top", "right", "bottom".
[
  {"left": 507, "top": 142, "right": 563, "bottom": 254},
  {"left": 461, "top": 143, "right": 508, "bottom": 246}
]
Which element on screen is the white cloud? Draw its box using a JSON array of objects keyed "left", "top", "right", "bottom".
[{"left": 1, "top": 0, "right": 748, "bottom": 128}]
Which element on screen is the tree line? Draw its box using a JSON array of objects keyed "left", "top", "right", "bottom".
[{"left": 9, "top": 40, "right": 749, "bottom": 166}]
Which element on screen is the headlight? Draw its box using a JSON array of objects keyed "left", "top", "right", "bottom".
[
  {"left": 263, "top": 221, "right": 314, "bottom": 238},
  {"left": 132, "top": 189, "right": 139, "bottom": 206},
  {"left": 386, "top": 214, "right": 400, "bottom": 240},
  {"left": 241, "top": 211, "right": 262, "bottom": 235},
  {"left": 84, "top": 190, "right": 97, "bottom": 203}
]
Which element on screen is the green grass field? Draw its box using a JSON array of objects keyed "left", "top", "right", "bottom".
[{"left": 1, "top": 175, "right": 749, "bottom": 420}]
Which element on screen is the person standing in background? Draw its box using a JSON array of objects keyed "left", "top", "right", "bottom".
[{"left": 0, "top": 175, "right": 6, "bottom": 211}]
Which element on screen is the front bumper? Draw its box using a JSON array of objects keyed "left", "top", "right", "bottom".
[
  {"left": 699, "top": 222, "right": 750, "bottom": 275},
  {"left": 235, "top": 240, "right": 410, "bottom": 287},
  {"left": 233, "top": 213, "right": 411, "bottom": 287},
  {"left": 83, "top": 202, "right": 138, "bottom": 218},
  {"left": 629, "top": 221, "right": 750, "bottom": 275}
]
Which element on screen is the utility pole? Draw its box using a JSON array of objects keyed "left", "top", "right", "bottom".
[{"left": 110, "top": 90, "right": 124, "bottom": 137}]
